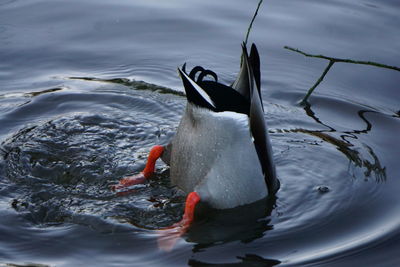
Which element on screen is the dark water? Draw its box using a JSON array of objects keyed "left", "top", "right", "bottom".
[{"left": 1, "top": 0, "right": 399, "bottom": 266}]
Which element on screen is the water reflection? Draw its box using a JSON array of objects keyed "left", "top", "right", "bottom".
[
  {"left": 189, "top": 253, "right": 280, "bottom": 266},
  {"left": 186, "top": 197, "right": 275, "bottom": 249},
  {"left": 283, "top": 103, "right": 387, "bottom": 182}
]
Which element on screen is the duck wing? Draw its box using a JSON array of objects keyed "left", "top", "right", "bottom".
[
  {"left": 231, "top": 43, "right": 261, "bottom": 101},
  {"left": 242, "top": 43, "right": 280, "bottom": 195}
]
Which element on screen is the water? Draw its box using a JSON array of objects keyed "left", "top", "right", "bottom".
[{"left": 1, "top": 0, "right": 399, "bottom": 266}]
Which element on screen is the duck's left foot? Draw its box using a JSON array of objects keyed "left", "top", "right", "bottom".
[
  {"left": 157, "top": 192, "right": 201, "bottom": 251},
  {"left": 110, "top": 145, "right": 164, "bottom": 191},
  {"left": 110, "top": 173, "right": 147, "bottom": 191}
]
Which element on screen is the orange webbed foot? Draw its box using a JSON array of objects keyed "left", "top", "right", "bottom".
[
  {"left": 157, "top": 192, "right": 201, "bottom": 251},
  {"left": 110, "top": 173, "right": 147, "bottom": 191},
  {"left": 110, "top": 145, "right": 164, "bottom": 191}
]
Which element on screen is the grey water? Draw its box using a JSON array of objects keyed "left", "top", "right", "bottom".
[{"left": 0, "top": 0, "right": 399, "bottom": 266}]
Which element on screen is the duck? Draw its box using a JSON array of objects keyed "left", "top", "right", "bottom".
[{"left": 111, "top": 43, "right": 280, "bottom": 230}]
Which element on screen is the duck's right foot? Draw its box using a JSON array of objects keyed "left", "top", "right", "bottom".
[{"left": 157, "top": 192, "right": 201, "bottom": 251}]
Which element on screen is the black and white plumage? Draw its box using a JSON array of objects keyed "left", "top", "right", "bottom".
[{"left": 162, "top": 43, "right": 279, "bottom": 209}]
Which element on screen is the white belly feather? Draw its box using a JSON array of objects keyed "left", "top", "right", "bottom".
[{"left": 170, "top": 104, "right": 268, "bottom": 209}]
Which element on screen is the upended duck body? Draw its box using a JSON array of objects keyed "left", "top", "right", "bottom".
[{"left": 112, "top": 43, "right": 279, "bottom": 228}]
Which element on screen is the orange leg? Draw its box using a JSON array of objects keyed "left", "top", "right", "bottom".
[
  {"left": 110, "top": 145, "right": 164, "bottom": 191},
  {"left": 157, "top": 192, "right": 201, "bottom": 251},
  {"left": 176, "top": 192, "right": 201, "bottom": 228}
]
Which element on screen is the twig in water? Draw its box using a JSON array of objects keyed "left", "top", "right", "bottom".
[
  {"left": 285, "top": 46, "right": 400, "bottom": 72},
  {"left": 301, "top": 60, "right": 334, "bottom": 106},
  {"left": 284, "top": 46, "right": 400, "bottom": 105}
]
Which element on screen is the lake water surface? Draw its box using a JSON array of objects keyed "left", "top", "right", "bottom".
[{"left": 0, "top": 0, "right": 399, "bottom": 266}]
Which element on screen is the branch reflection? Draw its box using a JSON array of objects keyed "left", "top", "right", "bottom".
[{"left": 284, "top": 103, "right": 386, "bottom": 182}]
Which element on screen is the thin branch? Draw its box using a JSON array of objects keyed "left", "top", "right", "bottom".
[
  {"left": 244, "top": 0, "right": 264, "bottom": 46},
  {"left": 284, "top": 46, "right": 400, "bottom": 72},
  {"left": 301, "top": 60, "right": 334, "bottom": 105},
  {"left": 284, "top": 46, "right": 400, "bottom": 104}
]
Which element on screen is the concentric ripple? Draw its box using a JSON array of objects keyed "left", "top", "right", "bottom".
[
  {"left": 0, "top": 81, "right": 399, "bottom": 266},
  {"left": 0, "top": 87, "right": 186, "bottom": 230}
]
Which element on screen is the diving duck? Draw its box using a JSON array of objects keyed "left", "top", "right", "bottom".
[{"left": 111, "top": 43, "right": 279, "bottom": 230}]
